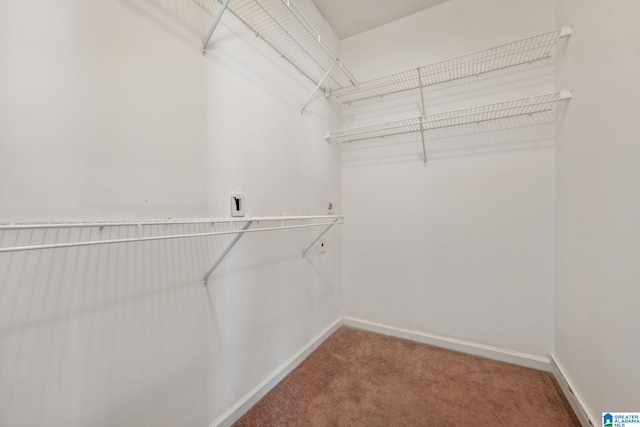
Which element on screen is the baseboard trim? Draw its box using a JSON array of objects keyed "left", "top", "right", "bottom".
[
  {"left": 343, "top": 316, "right": 551, "bottom": 372},
  {"left": 209, "top": 317, "right": 343, "bottom": 427},
  {"left": 549, "top": 356, "right": 597, "bottom": 427}
]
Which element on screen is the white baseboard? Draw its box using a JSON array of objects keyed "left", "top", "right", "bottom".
[
  {"left": 550, "top": 356, "right": 597, "bottom": 427},
  {"left": 210, "top": 317, "right": 343, "bottom": 427},
  {"left": 343, "top": 316, "right": 552, "bottom": 372}
]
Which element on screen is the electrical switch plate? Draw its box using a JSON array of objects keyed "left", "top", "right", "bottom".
[
  {"left": 231, "top": 193, "right": 245, "bottom": 217},
  {"left": 318, "top": 237, "right": 327, "bottom": 253}
]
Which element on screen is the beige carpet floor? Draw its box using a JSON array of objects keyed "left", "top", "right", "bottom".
[{"left": 235, "top": 326, "right": 581, "bottom": 426}]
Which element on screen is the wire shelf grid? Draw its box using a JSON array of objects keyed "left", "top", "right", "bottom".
[
  {"left": 326, "top": 91, "right": 571, "bottom": 143},
  {"left": 331, "top": 28, "right": 570, "bottom": 104},
  {"left": 0, "top": 215, "right": 344, "bottom": 253},
  {"left": 223, "top": 0, "right": 357, "bottom": 90}
]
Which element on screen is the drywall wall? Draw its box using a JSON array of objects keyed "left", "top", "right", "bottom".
[
  {"left": 555, "top": 0, "right": 640, "bottom": 421},
  {"left": 0, "top": 1, "right": 341, "bottom": 426},
  {"left": 340, "top": 0, "right": 559, "bottom": 356}
]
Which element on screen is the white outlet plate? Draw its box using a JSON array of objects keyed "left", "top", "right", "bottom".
[
  {"left": 231, "top": 193, "right": 245, "bottom": 217},
  {"left": 318, "top": 237, "right": 327, "bottom": 253}
]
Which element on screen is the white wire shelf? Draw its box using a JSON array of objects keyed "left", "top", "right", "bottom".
[
  {"left": 206, "top": 0, "right": 357, "bottom": 92},
  {"left": 0, "top": 215, "right": 344, "bottom": 253},
  {"left": 330, "top": 27, "right": 572, "bottom": 105},
  {"left": 326, "top": 91, "right": 572, "bottom": 144}
]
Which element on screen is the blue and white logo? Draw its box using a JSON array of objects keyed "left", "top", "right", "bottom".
[{"left": 603, "top": 412, "right": 640, "bottom": 427}]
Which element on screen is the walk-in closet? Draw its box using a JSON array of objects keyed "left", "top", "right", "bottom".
[{"left": 1, "top": 0, "right": 638, "bottom": 426}]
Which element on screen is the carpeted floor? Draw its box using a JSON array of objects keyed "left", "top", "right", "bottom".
[{"left": 235, "top": 326, "right": 581, "bottom": 427}]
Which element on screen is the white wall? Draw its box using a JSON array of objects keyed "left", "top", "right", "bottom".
[
  {"left": 340, "top": 0, "right": 559, "bottom": 356},
  {"left": 555, "top": 0, "right": 640, "bottom": 421},
  {"left": 0, "top": 1, "right": 341, "bottom": 426}
]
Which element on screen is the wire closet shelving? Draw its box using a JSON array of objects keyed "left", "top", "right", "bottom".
[
  {"left": 0, "top": 215, "right": 344, "bottom": 285},
  {"left": 326, "top": 91, "right": 572, "bottom": 144},
  {"left": 329, "top": 27, "right": 572, "bottom": 105},
  {"left": 203, "top": 0, "right": 357, "bottom": 93}
]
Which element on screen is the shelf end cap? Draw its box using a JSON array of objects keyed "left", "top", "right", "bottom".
[
  {"left": 559, "top": 89, "right": 573, "bottom": 100},
  {"left": 560, "top": 26, "right": 573, "bottom": 38}
]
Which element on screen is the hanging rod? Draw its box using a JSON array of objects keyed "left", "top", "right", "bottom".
[
  {"left": 326, "top": 91, "right": 572, "bottom": 144},
  {"left": 0, "top": 215, "right": 344, "bottom": 253},
  {"left": 330, "top": 27, "right": 572, "bottom": 105},
  {"left": 204, "top": 0, "right": 357, "bottom": 92}
]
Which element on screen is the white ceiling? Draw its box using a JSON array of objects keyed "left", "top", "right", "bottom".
[{"left": 310, "top": 0, "right": 449, "bottom": 40}]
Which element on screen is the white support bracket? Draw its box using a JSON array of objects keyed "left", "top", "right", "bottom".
[
  {"left": 301, "top": 64, "right": 335, "bottom": 113},
  {"left": 417, "top": 68, "right": 427, "bottom": 166},
  {"left": 202, "top": 0, "right": 232, "bottom": 55},
  {"left": 302, "top": 218, "right": 339, "bottom": 257},
  {"left": 203, "top": 220, "right": 253, "bottom": 286}
]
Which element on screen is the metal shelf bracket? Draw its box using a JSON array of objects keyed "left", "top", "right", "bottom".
[
  {"left": 202, "top": 0, "right": 232, "bottom": 55},
  {"left": 301, "top": 64, "right": 335, "bottom": 113},
  {"left": 203, "top": 220, "right": 253, "bottom": 286},
  {"left": 302, "top": 217, "right": 339, "bottom": 258}
]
